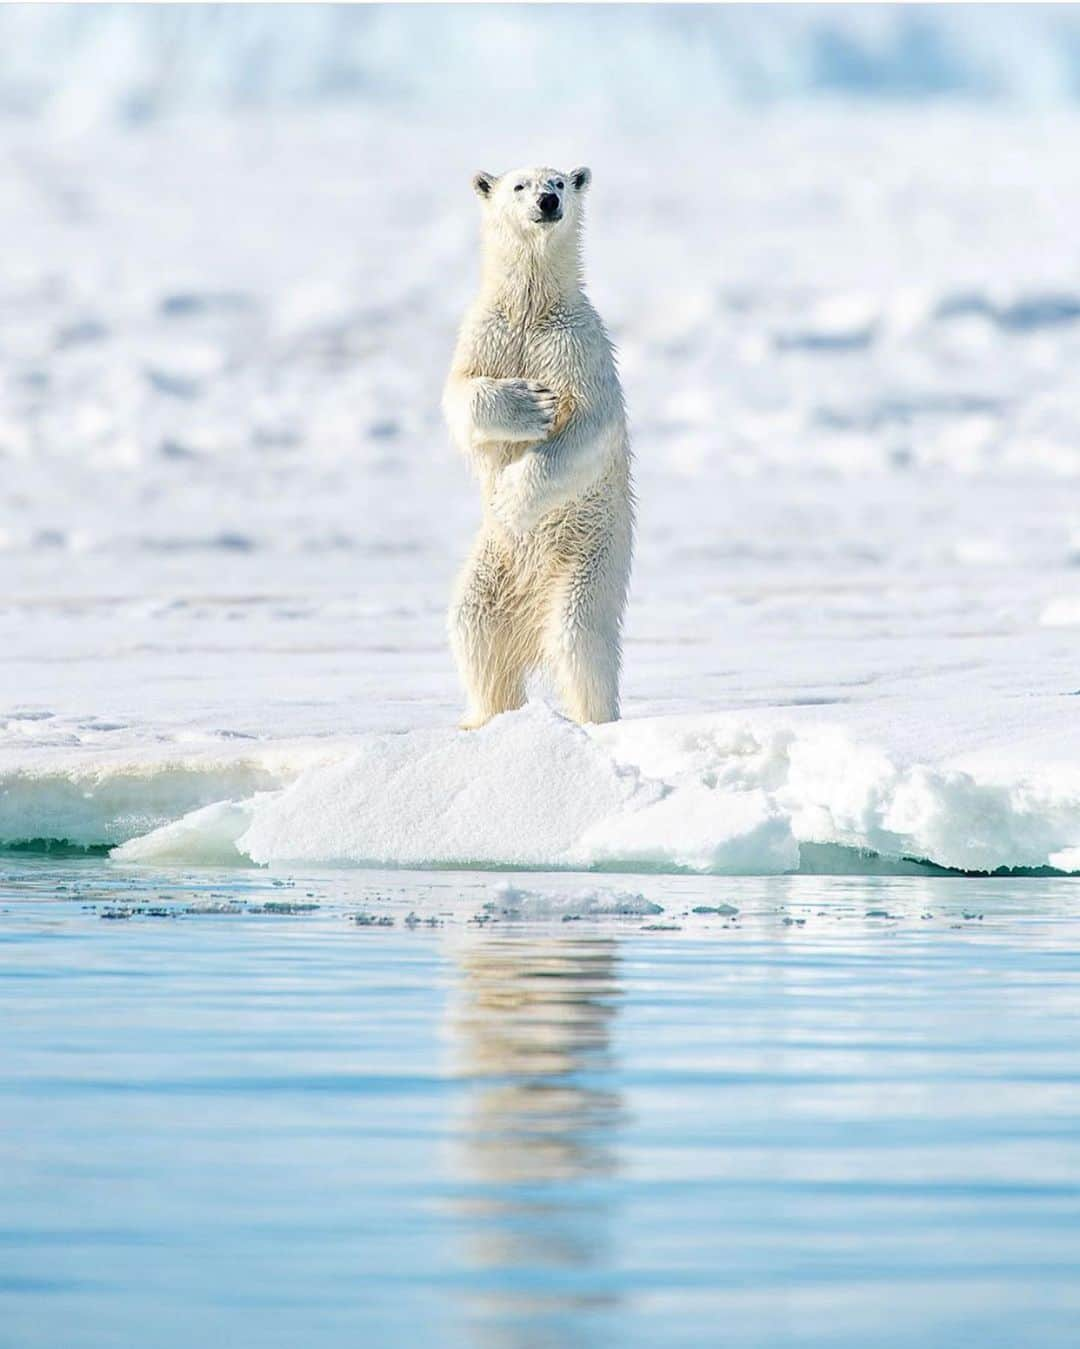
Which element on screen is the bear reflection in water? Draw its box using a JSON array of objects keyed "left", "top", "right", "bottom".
[{"left": 446, "top": 936, "right": 624, "bottom": 1327}]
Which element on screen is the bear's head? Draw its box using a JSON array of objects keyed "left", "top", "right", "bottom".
[{"left": 471, "top": 165, "right": 591, "bottom": 242}]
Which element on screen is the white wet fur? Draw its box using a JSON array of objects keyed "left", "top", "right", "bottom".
[{"left": 443, "top": 165, "right": 633, "bottom": 728}]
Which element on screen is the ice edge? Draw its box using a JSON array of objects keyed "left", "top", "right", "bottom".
[{"left": 4, "top": 706, "right": 1078, "bottom": 877}]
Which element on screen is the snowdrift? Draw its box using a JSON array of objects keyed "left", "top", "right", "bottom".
[{"left": 4, "top": 706, "right": 1077, "bottom": 875}]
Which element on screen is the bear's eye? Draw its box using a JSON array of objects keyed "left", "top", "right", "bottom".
[
  {"left": 556, "top": 181, "right": 564, "bottom": 190},
  {"left": 514, "top": 183, "right": 525, "bottom": 192}
]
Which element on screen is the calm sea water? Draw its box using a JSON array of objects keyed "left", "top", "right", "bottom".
[{"left": 3, "top": 861, "right": 1080, "bottom": 1348}]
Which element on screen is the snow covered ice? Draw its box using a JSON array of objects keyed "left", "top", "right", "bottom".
[
  {"left": 5, "top": 10, "right": 1080, "bottom": 874},
  {"left": 9, "top": 14, "right": 1080, "bottom": 1349}
]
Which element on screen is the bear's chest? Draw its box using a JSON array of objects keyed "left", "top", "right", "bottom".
[{"left": 472, "top": 310, "right": 581, "bottom": 386}]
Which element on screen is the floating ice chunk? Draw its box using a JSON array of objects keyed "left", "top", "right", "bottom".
[{"left": 486, "top": 883, "right": 662, "bottom": 918}]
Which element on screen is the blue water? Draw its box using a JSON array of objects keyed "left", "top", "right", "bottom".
[{"left": 3, "top": 861, "right": 1080, "bottom": 1347}]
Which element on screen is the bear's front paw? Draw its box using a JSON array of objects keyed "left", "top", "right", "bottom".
[{"left": 500, "top": 379, "right": 557, "bottom": 439}]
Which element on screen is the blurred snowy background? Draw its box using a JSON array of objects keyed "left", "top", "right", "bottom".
[
  {"left": 7, "top": 4, "right": 1080, "bottom": 121},
  {"left": 5, "top": 4, "right": 1080, "bottom": 870}
]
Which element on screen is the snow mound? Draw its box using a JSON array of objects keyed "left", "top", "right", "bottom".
[
  {"left": 237, "top": 706, "right": 650, "bottom": 869},
  {"left": 100, "top": 705, "right": 1080, "bottom": 875}
]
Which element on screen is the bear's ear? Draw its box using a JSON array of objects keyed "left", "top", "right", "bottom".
[
  {"left": 570, "top": 167, "right": 591, "bottom": 193},
  {"left": 472, "top": 171, "right": 497, "bottom": 199}
]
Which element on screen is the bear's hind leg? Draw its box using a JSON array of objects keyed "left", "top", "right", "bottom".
[
  {"left": 550, "top": 624, "right": 620, "bottom": 725},
  {"left": 543, "top": 555, "right": 625, "bottom": 726},
  {"left": 450, "top": 549, "right": 534, "bottom": 730}
]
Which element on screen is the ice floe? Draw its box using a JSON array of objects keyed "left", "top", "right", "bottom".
[{"left": 93, "top": 706, "right": 1080, "bottom": 874}]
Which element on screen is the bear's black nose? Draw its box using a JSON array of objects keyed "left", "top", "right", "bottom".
[{"left": 538, "top": 193, "right": 560, "bottom": 216}]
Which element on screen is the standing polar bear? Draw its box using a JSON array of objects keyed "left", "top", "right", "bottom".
[{"left": 443, "top": 165, "right": 633, "bottom": 728}]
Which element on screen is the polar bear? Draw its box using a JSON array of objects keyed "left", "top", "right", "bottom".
[{"left": 443, "top": 164, "right": 633, "bottom": 729}]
